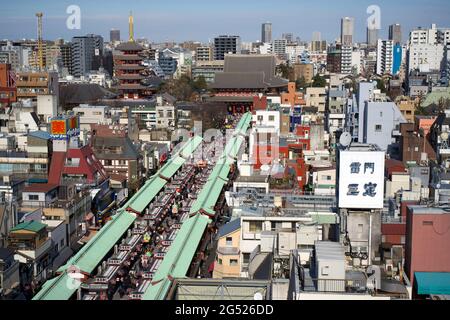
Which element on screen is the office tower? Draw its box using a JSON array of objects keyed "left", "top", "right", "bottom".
[
  {"left": 376, "top": 39, "right": 394, "bottom": 75},
  {"left": 262, "top": 23, "right": 272, "bottom": 43},
  {"left": 71, "top": 34, "right": 104, "bottom": 77},
  {"left": 367, "top": 27, "right": 379, "bottom": 47},
  {"left": 214, "top": 35, "right": 241, "bottom": 60},
  {"left": 389, "top": 24, "right": 402, "bottom": 44},
  {"left": 341, "top": 17, "right": 355, "bottom": 46},
  {"left": 110, "top": 29, "right": 120, "bottom": 43}
]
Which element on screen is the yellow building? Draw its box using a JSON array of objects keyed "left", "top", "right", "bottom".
[
  {"left": 395, "top": 96, "right": 418, "bottom": 123},
  {"left": 213, "top": 219, "right": 241, "bottom": 279}
]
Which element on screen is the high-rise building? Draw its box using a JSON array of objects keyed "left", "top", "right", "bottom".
[
  {"left": 213, "top": 35, "right": 241, "bottom": 60},
  {"left": 367, "top": 27, "right": 379, "bottom": 48},
  {"left": 60, "top": 43, "right": 73, "bottom": 75},
  {"left": 261, "top": 23, "right": 272, "bottom": 43},
  {"left": 341, "top": 17, "right": 355, "bottom": 46},
  {"left": 110, "top": 29, "right": 120, "bottom": 43},
  {"left": 377, "top": 39, "right": 396, "bottom": 75},
  {"left": 389, "top": 24, "right": 402, "bottom": 44},
  {"left": 71, "top": 34, "right": 104, "bottom": 77}
]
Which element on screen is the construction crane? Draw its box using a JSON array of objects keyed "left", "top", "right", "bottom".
[{"left": 36, "top": 12, "right": 44, "bottom": 70}]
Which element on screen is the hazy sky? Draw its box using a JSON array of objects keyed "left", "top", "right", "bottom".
[{"left": 1, "top": 0, "right": 449, "bottom": 43}]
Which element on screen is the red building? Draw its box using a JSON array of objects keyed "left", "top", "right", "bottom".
[
  {"left": 113, "top": 41, "right": 150, "bottom": 100},
  {"left": 47, "top": 115, "right": 108, "bottom": 186},
  {"left": 381, "top": 201, "right": 416, "bottom": 246},
  {"left": 405, "top": 205, "right": 450, "bottom": 284},
  {"left": 0, "top": 63, "right": 16, "bottom": 109}
]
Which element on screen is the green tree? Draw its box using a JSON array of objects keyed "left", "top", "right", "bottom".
[
  {"left": 312, "top": 74, "right": 326, "bottom": 87},
  {"left": 376, "top": 79, "right": 387, "bottom": 93},
  {"left": 193, "top": 76, "right": 208, "bottom": 92},
  {"left": 296, "top": 76, "right": 308, "bottom": 90}
]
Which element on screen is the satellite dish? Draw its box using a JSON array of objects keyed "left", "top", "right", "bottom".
[
  {"left": 339, "top": 132, "right": 352, "bottom": 148},
  {"left": 254, "top": 292, "right": 263, "bottom": 300},
  {"left": 441, "top": 132, "right": 449, "bottom": 141}
]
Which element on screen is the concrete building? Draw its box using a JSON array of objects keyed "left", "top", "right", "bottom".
[
  {"left": 408, "top": 43, "right": 445, "bottom": 74},
  {"left": 195, "top": 46, "right": 212, "bottom": 62},
  {"left": 409, "top": 24, "right": 450, "bottom": 46},
  {"left": 110, "top": 29, "right": 120, "bottom": 43},
  {"left": 405, "top": 206, "right": 450, "bottom": 285},
  {"left": 71, "top": 34, "right": 104, "bottom": 77},
  {"left": 192, "top": 60, "right": 224, "bottom": 84},
  {"left": 293, "top": 63, "right": 314, "bottom": 84},
  {"left": 354, "top": 82, "right": 407, "bottom": 151},
  {"left": 261, "top": 23, "right": 273, "bottom": 44},
  {"left": 15, "top": 70, "right": 59, "bottom": 106},
  {"left": 389, "top": 24, "right": 402, "bottom": 45},
  {"left": 214, "top": 35, "right": 241, "bottom": 61},
  {"left": 305, "top": 87, "right": 326, "bottom": 113},
  {"left": 272, "top": 39, "right": 287, "bottom": 60},
  {"left": 213, "top": 219, "right": 241, "bottom": 279},
  {"left": 341, "top": 17, "right": 355, "bottom": 46},
  {"left": 367, "top": 27, "right": 379, "bottom": 48}
]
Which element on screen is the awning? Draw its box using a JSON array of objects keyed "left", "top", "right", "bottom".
[{"left": 415, "top": 272, "right": 450, "bottom": 295}]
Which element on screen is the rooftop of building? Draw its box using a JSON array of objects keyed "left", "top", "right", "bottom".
[
  {"left": 211, "top": 54, "right": 288, "bottom": 90},
  {"left": 23, "top": 183, "right": 58, "bottom": 193},
  {"left": 408, "top": 205, "right": 450, "bottom": 215},
  {"left": 10, "top": 220, "right": 47, "bottom": 233}
]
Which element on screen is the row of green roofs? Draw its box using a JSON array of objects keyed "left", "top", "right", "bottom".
[
  {"left": 32, "top": 136, "right": 204, "bottom": 300},
  {"left": 33, "top": 113, "right": 252, "bottom": 300},
  {"left": 142, "top": 112, "right": 252, "bottom": 300}
]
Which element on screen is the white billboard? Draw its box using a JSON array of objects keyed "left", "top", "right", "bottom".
[{"left": 338, "top": 150, "right": 385, "bottom": 209}]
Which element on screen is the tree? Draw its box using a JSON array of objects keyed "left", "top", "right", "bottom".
[
  {"left": 277, "top": 63, "right": 295, "bottom": 81},
  {"left": 376, "top": 79, "right": 387, "bottom": 93},
  {"left": 296, "top": 76, "right": 308, "bottom": 90},
  {"left": 193, "top": 76, "right": 208, "bottom": 92},
  {"left": 312, "top": 74, "right": 326, "bottom": 87}
]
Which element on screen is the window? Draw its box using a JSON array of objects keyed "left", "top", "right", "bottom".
[
  {"left": 321, "top": 266, "right": 329, "bottom": 276},
  {"left": 423, "top": 221, "right": 433, "bottom": 226},
  {"left": 268, "top": 115, "right": 275, "bottom": 122},
  {"left": 375, "top": 125, "right": 382, "bottom": 132},
  {"left": 249, "top": 221, "right": 262, "bottom": 233},
  {"left": 242, "top": 253, "right": 250, "bottom": 264},
  {"left": 226, "top": 237, "right": 233, "bottom": 246},
  {"left": 257, "top": 115, "right": 263, "bottom": 122},
  {"left": 218, "top": 258, "right": 223, "bottom": 265},
  {"left": 230, "top": 259, "right": 238, "bottom": 266},
  {"left": 29, "top": 194, "right": 39, "bottom": 201}
]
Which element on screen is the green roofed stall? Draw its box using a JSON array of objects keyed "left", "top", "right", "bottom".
[
  {"left": 32, "top": 272, "right": 75, "bottom": 300},
  {"left": 58, "top": 211, "right": 136, "bottom": 274},
  {"left": 125, "top": 175, "right": 168, "bottom": 214},
  {"left": 415, "top": 272, "right": 450, "bottom": 295},
  {"left": 33, "top": 136, "right": 204, "bottom": 300},
  {"left": 142, "top": 214, "right": 211, "bottom": 300}
]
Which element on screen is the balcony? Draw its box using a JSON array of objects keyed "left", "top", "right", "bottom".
[{"left": 17, "top": 238, "right": 52, "bottom": 260}]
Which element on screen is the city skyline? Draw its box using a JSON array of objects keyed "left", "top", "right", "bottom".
[{"left": 1, "top": 0, "right": 450, "bottom": 43}]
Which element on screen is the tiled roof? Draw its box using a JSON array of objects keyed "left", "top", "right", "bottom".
[{"left": 218, "top": 218, "right": 241, "bottom": 238}]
